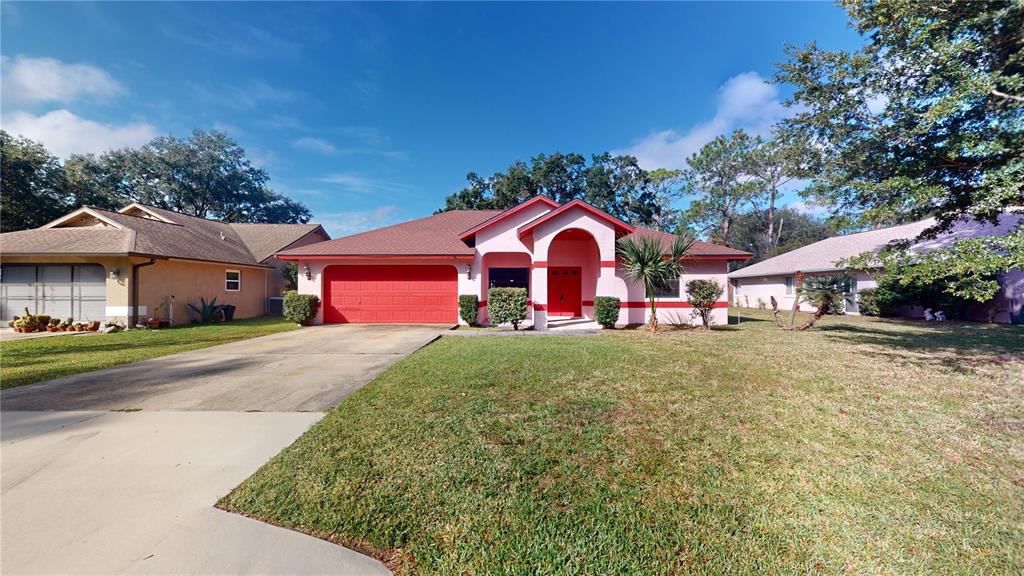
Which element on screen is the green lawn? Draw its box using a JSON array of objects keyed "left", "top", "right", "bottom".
[
  {"left": 1, "top": 316, "right": 298, "bottom": 389},
  {"left": 221, "top": 312, "right": 1024, "bottom": 575}
]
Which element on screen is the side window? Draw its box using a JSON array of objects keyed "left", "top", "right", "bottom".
[
  {"left": 489, "top": 267, "right": 529, "bottom": 289},
  {"left": 225, "top": 270, "right": 241, "bottom": 292},
  {"left": 646, "top": 276, "right": 680, "bottom": 298},
  {"left": 785, "top": 276, "right": 794, "bottom": 295}
]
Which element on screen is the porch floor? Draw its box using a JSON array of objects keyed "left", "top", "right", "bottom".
[{"left": 546, "top": 317, "right": 603, "bottom": 331}]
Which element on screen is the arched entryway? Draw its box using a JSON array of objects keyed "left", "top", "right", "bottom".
[{"left": 546, "top": 228, "right": 599, "bottom": 319}]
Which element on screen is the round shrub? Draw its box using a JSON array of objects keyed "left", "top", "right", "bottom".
[
  {"left": 283, "top": 290, "right": 320, "bottom": 325},
  {"left": 857, "top": 287, "right": 880, "bottom": 316},
  {"left": 458, "top": 294, "right": 479, "bottom": 325},
  {"left": 593, "top": 296, "right": 621, "bottom": 329},
  {"left": 685, "top": 279, "right": 724, "bottom": 329},
  {"left": 487, "top": 287, "right": 528, "bottom": 330}
]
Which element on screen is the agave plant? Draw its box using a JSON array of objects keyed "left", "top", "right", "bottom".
[
  {"left": 615, "top": 232, "right": 693, "bottom": 330},
  {"left": 187, "top": 296, "right": 227, "bottom": 324}
]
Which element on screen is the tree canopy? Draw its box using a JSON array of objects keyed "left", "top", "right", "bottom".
[
  {"left": 439, "top": 152, "right": 665, "bottom": 227},
  {"left": 727, "top": 206, "right": 840, "bottom": 270},
  {"left": 778, "top": 0, "right": 1023, "bottom": 299},
  {"left": 0, "top": 129, "right": 311, "bottom": 232}
]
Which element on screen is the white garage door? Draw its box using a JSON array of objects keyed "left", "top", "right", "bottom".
[{"left": 1, "top": 265, "right": 106, "bottom": 321}]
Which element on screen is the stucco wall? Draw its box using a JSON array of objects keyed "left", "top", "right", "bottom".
[
  {"left": 264, "top": 230, "right": 332, "bottom": 297},
  {"left": 137, "top": 260, "right": 268, "bottom": 324},
  {"left": 732, "top": 270, "right": 876, "bottom": 314}
]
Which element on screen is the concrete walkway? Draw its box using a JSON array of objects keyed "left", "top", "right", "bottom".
[{"left": 1, "top": 324, "right": 447, "bottom": 575}]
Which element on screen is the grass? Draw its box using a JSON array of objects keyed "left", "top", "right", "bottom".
[
  {"left": 221, "top": 311, "right": 1024, "bottom": 575},
  {"left": 1, "top": 316, "right": 298, "bottom": 389}
]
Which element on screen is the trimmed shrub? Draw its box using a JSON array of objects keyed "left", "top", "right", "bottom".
[
  {"left": 488, "top": 287, "right": 528, "bottom": 330},
  {"left": 458, "top": 294, "right": 479, "bottom": 325},
  {"left": 594, "top": 296, "right": 621, "bottom": 329},
  {"left": 686, "top": 279, "right": 724, "bottom": 329},
  {"left": 284, "top": 290, "right": 320, "bottom": 325},
  {"left": 857, "top": 287, "right": 880, "bottom": 316}
]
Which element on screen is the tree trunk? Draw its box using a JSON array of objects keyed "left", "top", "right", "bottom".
[
  {"left": 765, "top": 188, "right": 777, "bottom": 252},
  {"left": 797, "top": 295, "right": 831, "bottom": 331},
  {"left": 649, "top": 295, "right": 659, "bottom": 331}
]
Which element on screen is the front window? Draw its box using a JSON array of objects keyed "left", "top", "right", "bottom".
[
  {"left": 225, "top": 270, "right": 241, "bottom": 292},
  {"left": 646, "top": 277, "right": 680, "bottom": 298},
  {"left": 488, "top": 267, "right": 529, "bottom": 289}
]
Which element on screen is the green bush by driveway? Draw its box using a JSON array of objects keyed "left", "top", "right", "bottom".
[
  {"left": 1, "top": 316, "right": 298, "bottom": 389},
  {"left": 222, "top": 312, "right": 1023, "bottom": 575}
]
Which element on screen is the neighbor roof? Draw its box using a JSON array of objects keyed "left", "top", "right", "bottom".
[
  {"left": 623, "top": 228, "right": 752, "bottom": 260},
  {"left": 727, "top": 219, "right": 935, "bottom": 278},
  {"left": 1, "top": 203, "right": 327, "bottom": 267},
  {"left": 277, "top": 209, "right": 503, "bottom": 258}
]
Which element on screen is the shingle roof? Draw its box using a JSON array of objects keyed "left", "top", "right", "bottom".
[
  {"left": 727, "top": 219, "right": 935, "bottom": 278},
  {"left": 229, "top": 223, "right": 326, "bottom": 262},
  {"left": 0, "top": 227, "right": 132, "bottom": 255},
  {"left": 623, "top": 228, "right": 753, "bottom": 259},
  {"left": 278, "top": 210, "right": 502, "bottom": 257},
  {"left": 1, "top": 203, "right": 327, "bottom": 267}
]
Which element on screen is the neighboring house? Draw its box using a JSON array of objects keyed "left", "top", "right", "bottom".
[
  {"left": 728, "top": 213, "right": 1023, "bottom": 324},
  {"left": 277, "top": 196, "right": 751, "bottom": 328},
  {"left": 0, "top": 203, "right": 329, "bottom": 325}
]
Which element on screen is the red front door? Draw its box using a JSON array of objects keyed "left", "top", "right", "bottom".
[{"left": 547, "top": 267, "right": 582, "bottom": 317}]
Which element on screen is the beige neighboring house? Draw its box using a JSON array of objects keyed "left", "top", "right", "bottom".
[
  {"left": 728, "top": 213, "right": 1023, "bottom": 324},
  {"left": 0, "top": 203, "right": 329, "bottom": 325}
]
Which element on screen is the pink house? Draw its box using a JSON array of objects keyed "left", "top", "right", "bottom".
[{"left": 278, "top": 197, "right": 750, "bottom": 328}]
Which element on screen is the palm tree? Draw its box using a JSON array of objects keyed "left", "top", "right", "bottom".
[{"left": 616, "top": 233, "right": 694, "bottom": 330}]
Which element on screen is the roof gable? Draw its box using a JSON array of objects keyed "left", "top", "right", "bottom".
[
  {"left": 458, "top": 196, "right": 559, "bottom": 241},
  {"left": 517, "top": 200, "right": 635, "bottom": 238}
]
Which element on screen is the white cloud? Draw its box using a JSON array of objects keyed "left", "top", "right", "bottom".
[
  {"left": 615, "top": 71, "right": 792, "bottom": 170},
  {"left": 315, "top": 172, "right": 413, "bottom": 197},
  {"left": 1, "top": 55, "right": 125, "bottom": 107},
  {"left": 292, "top": 137, "right": 340, "bottom": 155},
  {"left": 315, "top": 205, "right": 402, "bottom": 237},
  {"left": 3, "top": 109, "right": 158, "bottom": 157}
]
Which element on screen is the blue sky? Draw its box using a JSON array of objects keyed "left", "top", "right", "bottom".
[{"left": 1, "top": 2, "right": 861, "bottom": 237}]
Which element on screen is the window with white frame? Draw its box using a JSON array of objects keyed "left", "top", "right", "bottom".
[
  {"left": 225, "top": 270, "right": 241, "bottom": 291},
  {"left": 784, "top": 276, "right": 794, "bottom": 295}
]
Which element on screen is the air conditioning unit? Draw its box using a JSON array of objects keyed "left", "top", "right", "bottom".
[{"left": 266, "top": 296, "right": 284, "bottom": 315}]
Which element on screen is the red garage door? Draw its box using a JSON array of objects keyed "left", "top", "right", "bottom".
[{"left": 323, "top": 265, "right": 458, "bottom": 323}]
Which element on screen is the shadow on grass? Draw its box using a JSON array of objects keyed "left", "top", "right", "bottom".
[{"left": 817, "top": 319, "right": 1024, "bottom": 371}]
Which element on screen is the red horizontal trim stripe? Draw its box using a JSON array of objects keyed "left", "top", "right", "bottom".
[
  {"left": 582, "top": 300, "right": 594, "bottom": 306},
  {"left": 620, "top": 301, "right": 729, "bottom": 309},
  {"left": 533, "top": 303, "right": 547, "bottom": 311},
  {"left": 532, "top": 261, "right": 548, "bottom": 268},
  {"left": 478, "top": 300, "right": 533, "bottom": 307},
  {"left": 600, "top": 260, "right": 617, "bottom": 267},
  {"left": 277, "top": 254, "right": 474, "bottom": 262}
]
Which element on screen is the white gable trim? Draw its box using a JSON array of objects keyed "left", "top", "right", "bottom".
[
  {"left": 42, "top": 207, "right": 125, "bottom": 230},
  {"left": 118, "top": 202, "right": 178, "bottom": 224}
]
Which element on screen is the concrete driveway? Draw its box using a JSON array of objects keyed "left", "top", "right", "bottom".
[
  {"left": 1, "top": 323, "right": 446, "bottom": 411},
  {"left": 1, "top": 323, "right": 448, "bottom": 575}
]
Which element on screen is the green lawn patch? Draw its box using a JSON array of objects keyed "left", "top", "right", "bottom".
[
  {"left": 1, "top": 316, "right": 298, "bottom": 389},
  {"left": 221, "top": 312, "right": 1024, "bottom": 574}
]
